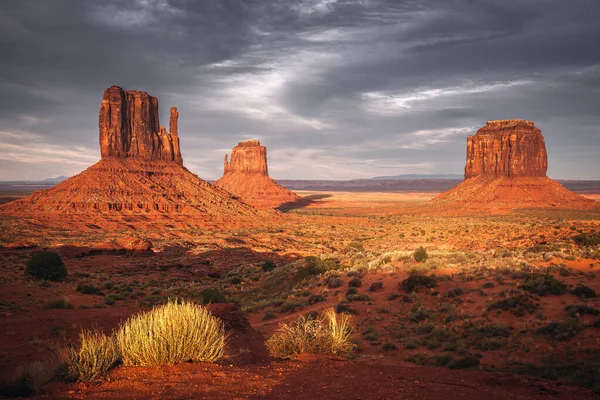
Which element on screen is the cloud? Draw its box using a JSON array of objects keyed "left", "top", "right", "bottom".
[{"left": 0, "top": 0, "right": 599, "bottom": 180}]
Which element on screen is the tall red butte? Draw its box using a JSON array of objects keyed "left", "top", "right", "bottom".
[
  {"left": 431, "top": 120, "right": 599, "bottom": 214},
  {"left": 0, "top": 86, "right": 264, "bottom": 236},
  {"left": 215, "top": 140, "right": 300, "bottom": 208}
]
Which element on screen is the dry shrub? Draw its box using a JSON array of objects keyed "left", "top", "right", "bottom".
[
  {"left": 116, "top": 299, "right": 225, "bottom": 366},
  {"left": 266, "top": 307, "right": 356, "bottom": 359},
  {"left": 61, "top": 330, "right": 119, "bottom": 381}
]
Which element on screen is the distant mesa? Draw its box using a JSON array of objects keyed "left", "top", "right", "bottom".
[
  {"left": 430, "top": 120, "right": 600, "bottom": 213},
  {"left": 0, "top": 86, "right": 265, "bottom": 233},
  {"left": 215, "top": 140, "right": 300, "bottom": 208}
]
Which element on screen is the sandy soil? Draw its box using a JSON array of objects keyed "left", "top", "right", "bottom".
[{"left": 1, "top": 190, "right": 600, "bottom": 398}]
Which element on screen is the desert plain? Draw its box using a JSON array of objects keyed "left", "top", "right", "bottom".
[{"left": 1, "top": 182, "right": 600, "bottom": 399}]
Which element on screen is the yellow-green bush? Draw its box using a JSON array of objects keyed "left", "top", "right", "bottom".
[
  {"left": 116, "top": 299, "right": 225, "bottom": 366},
  {"left": 61, "top": 330, "right": 119, "bottom": 381},
  {"left": 266, "top": 307, "right": 356, "bottom": 359}
]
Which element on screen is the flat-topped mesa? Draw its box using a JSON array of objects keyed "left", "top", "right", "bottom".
[
  {"left": 223, "top": 139, "right": 268, "bottom": 176},
  {"left": 465, "top": 119, "right": 547, "bottom": 179},
  {"left": 99, "top": 86, "right": 182, "bottom": 164}
]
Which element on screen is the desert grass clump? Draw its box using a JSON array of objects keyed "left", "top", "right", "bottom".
[
  {"left": 116, "top": 299, "right": 225, "bottom": 366},
  {"left": 61, "top": 330, "right": 119, "bottom": 381},
  {"left": 266, "top": 307, "right": 356, "bottom": 359}
]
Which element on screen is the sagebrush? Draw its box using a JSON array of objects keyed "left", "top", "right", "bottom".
[
  {"left": 117, "top": 299, "right": 225, "bottom": 366},
  {"left": 61, "top": 330, "right": 119, "bottom": 381},
  {"left": 266, "top": 307, "right": 356, "bottom": 359}
]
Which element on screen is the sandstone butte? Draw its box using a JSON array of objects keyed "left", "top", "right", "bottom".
[
  {"left": 0, "top": 86, "right": 267, "bottom": 237},
  {"left": 215, "top": 140, "right": 300, "bottom": 208},
  {"left": 430, "top": 120, "right": 600, "bottom": 214}
]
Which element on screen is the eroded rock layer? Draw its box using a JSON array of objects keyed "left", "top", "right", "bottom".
[
  {"left": 99, "top": 86, "right": 182, "bottom": 164},
  {"left": 465, "top": 120, "right": 547, "bottom": 179},
  {"left": 216, "top": 140, "right": 299, "bottom": 208}
]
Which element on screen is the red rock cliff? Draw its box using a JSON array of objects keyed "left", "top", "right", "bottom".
[
  {"left": 223, "top": 140, "right": 268, "bottom": 176},
  {"left": 99, "top": 86, "right": 182, "bottom": 164},
  {"left": 465, "top": 120, "right": 547, "bottom": 179}
]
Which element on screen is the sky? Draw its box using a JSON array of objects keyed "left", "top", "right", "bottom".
[{"left": 1, "top": 0, "right": 599, "bottom": 181}]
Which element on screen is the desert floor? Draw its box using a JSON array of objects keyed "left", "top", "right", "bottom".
[{"left": 1, "top": 190, "right": 600, "bottom": 399}]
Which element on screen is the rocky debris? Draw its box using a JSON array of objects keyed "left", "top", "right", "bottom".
[
  {"left": 216, "top": 140, "right": 299, "bottom": 208},
  {"left": 430, "top": 120, "right": 600, "bottom": 213},
  {"left": 99, "top": 86, "right": 182, "bottom": 164},
  {"left": 465, "top": 120, "right": 547, "bottom": 179}
]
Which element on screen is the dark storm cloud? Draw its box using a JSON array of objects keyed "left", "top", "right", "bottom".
[{"left": 0, "top": 0, "right": 599, "bottom": 180}]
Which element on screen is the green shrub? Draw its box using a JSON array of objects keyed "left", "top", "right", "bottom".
[
  {"left": 43, "top": 298, "right": 73, "bottom": 309},
  {"left": 308, "top": 294, "right": 325, "bottom": 305},
  {"left": 262, "top": 310, "right": 276, "bottom": 321},
  {"left": 536, "top": 319, "right": 583, "bottom": 341},
  {"left": 362, "top": 326, "right": 378, "bottom": 341},
  {"left": 446, "top": 288, "right": 464, "bottom": 298},
  {"left": 410, "top": 307, "right": 429, "bottom": 322},
  {"left": 400, "top": 274, "right": 437, "bottom": 292},
  {"left": 522, "top": 274, "right": 567, "bottom": 295},
  {"left": 565, "top": 304, "right": 599, "bottom": 318},
  {"left": 413, "top": 246, "right": 428, "bottom": 262},
  {"left": 267, "top": 308, "right": 356, "bottom": 358},
  {"left": 335, "top": 302, "right": 356, "bottom": 314},
  {"left": 76, "top": 284, "right": 104, "bottom": 296},
  {"left": 117, "top": 299, "right": 225, "bottom": 366},
  {"left": 571, "top": 286, "right": 597, "bottom": 298},
  {"left": 448, "top": 356, "right": 480, "bottom": 369},
  {"left": 201, "top": 288, "right": 226, "bottom": 304},
  {"left": 61, "top": 330, "right": 119, "bottom": 381},
  {"left": 487, "top": 294, "right": 538, "bottom": 316},
  {"left": 352, "top": 294, "right": 371, "bottom": 302},
  {"left": 348, "top": 277, "right": 362, "bottom": 288},
  {"left": 382, "top": 342, "right": 397, "bottom": 351},
  {"left": 262, "top": 261, "right": 277, "bottom": 272},
  {"left": 25, "top": 251, "right": 67, "bottom": 281},
  {"left": 298, "top": 256, "right": 325, "bottom": 278},
  {"left": 327, "top": 276, "right": 344, "bottom": 288},
  {"left": 346, "top": 287, "right": 359, "bottom": 296},
  {"left": 573, "top": 232, "right": 600, "bottom": 246},
  {"left": 280, "top": 301, "right": 302, "bottom": 313}
]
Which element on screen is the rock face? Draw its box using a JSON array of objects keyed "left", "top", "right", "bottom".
[
  {"left": 0, "top": 86, "right": 269, "bottom": 239},
  {"left": 465, "top": 120, "right": 548, "bottom": 179},
  {"left": 99, "top": 86, "right": 182, "bottom": 164},
  {"left": 216, "top": 140, "right": 299, "bottom": 208},
  {"left": 430, "top": 120, "right": 599, "bottom": 214},
  {"left": 223, "top": 140, "right": 268, "bottom": 176}
]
